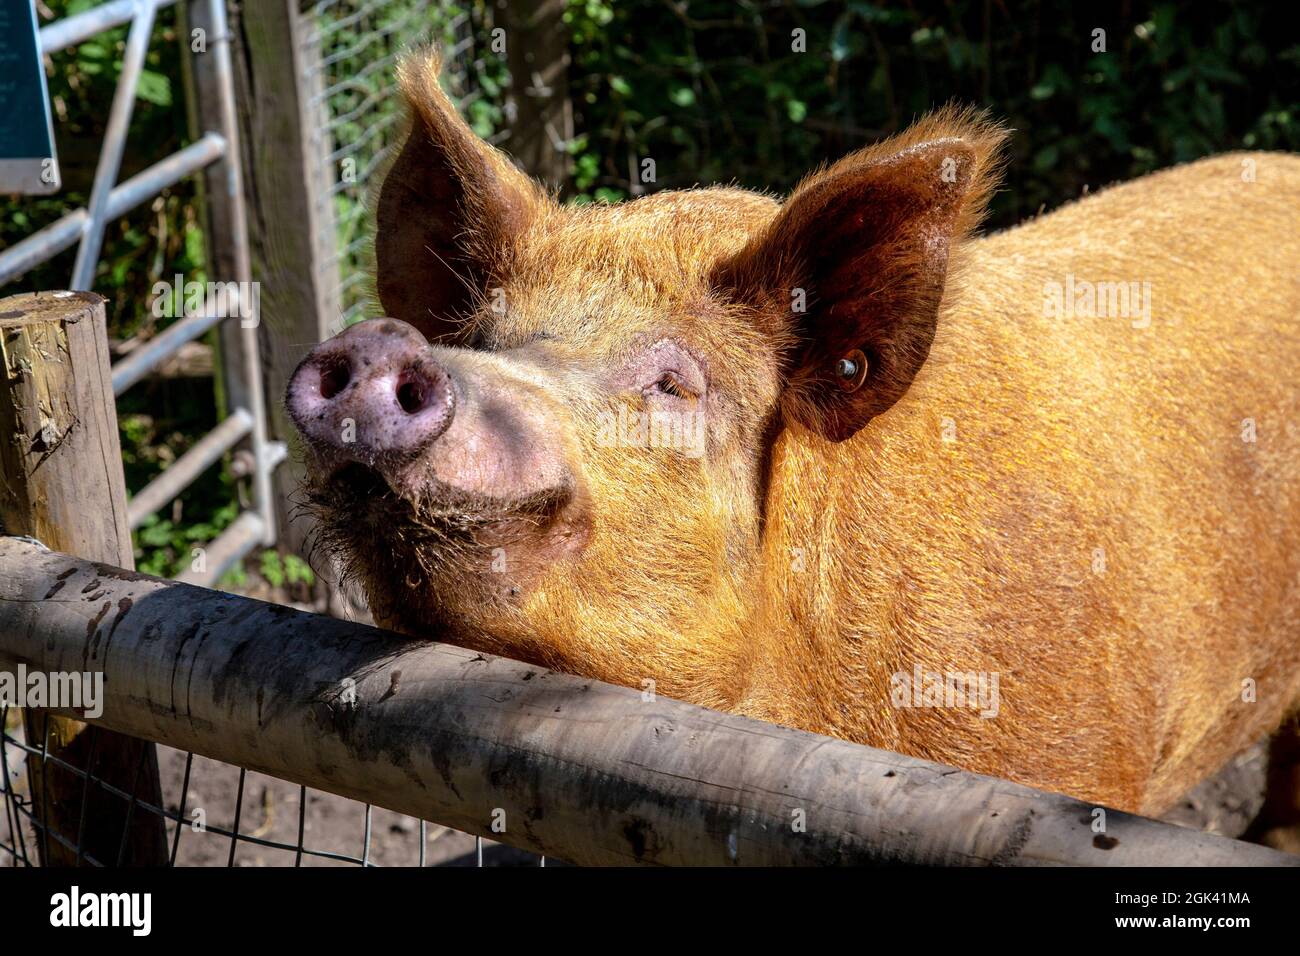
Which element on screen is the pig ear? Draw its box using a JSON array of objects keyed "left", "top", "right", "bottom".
[
  {"left": 715, "top": 110, "right": 1006, "bottom": 441},
  {"left": 375, "top": 51, "right": 548, "bottom": 342}
]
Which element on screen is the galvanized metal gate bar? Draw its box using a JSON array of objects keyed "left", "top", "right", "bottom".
[
  {"left": 1, "top": 0, "right": 283, "bottom": 587},
  {"left": 70, "top": 0, "right": 162, "bottom": 291}
]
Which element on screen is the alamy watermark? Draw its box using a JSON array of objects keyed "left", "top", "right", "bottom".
[
  {"left": 595, "top": 406, "right": 706, "bottom": 458},
  {"left": 151, "top": 273, "right": 259, "bottom": 328},
  {"left": 50, "top": 886, "right": 150, "bottom": 936},
  {"left": 891, "top": 664, "right": 1000, "bottom": 718},
  {"left": 1042, "top": 273, "right": 1152, "bottom": 329},
  {"left": 0, "top": 665, "right": 103, "bottom": 719}
]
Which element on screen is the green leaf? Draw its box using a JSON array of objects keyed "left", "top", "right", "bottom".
[
  {"left": 1032, "top": 144, "right": 1060, "bottom": 173},
  {"left": 260, "top": 550, "right": 286, "bottom": 589},
  {"left": 135, "top": 70, "right": 172, "bottom": 107},
  {"left": 284, "top": 554, "right": 315, "bottom": 587}
]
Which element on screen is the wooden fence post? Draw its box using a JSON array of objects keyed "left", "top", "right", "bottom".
[{"left": 0, "top": 291, "right": 168, "bottom": 866}]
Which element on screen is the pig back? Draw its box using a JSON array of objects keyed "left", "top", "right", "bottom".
[{"left": 751, "top": 152, "right": 1300, "bottom": 813}]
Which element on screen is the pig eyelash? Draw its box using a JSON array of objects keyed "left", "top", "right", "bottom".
[{"left": 652, "top": 372, "right": 697, "bottom": 400}]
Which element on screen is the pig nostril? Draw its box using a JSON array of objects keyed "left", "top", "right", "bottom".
[
  {"left": 396, "top": 378, "right": 428, "bottom": 414},
  {"left": 318, "top": 359, "right": 351, "bottom": 400},
  {"left": 396, "top": 366, "right": 449, "bottom": 417}
]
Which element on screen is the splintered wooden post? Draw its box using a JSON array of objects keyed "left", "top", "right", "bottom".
[{"left": 0, "top": 291, "right": 168, "bottom": 866}]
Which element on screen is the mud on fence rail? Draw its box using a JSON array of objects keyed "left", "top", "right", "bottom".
[{"left": 0, "top": 538, "right": 1293, "bottom": 867}]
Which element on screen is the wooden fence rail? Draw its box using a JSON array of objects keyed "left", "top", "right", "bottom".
[{"left": 0, "top": 536, "right": 1293, "bottom": 866}]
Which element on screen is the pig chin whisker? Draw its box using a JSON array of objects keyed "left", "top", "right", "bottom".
[{"left": 295, "top": 469, "right": 573, "bottom": 599}]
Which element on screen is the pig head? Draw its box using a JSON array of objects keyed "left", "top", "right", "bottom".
[{"left": 287, "top": 51, "right": 1003, "bottom": 706}]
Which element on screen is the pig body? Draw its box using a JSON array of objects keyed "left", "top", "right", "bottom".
[
  {"left": 740, "top": 154, "right": 1300, "bottom": 813},
  {"left": 289, "top": 52, "right": 1300, "bottom": 821}
]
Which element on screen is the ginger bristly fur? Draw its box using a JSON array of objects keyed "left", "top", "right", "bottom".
[{"left": 302, "top": 49, "right": 1300, "bottom": 816}]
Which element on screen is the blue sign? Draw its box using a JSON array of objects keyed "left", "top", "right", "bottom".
[{"left": 0, "top": 0, "right": 61, "bottom": 194}]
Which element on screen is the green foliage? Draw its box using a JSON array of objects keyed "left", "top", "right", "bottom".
[
  {"left": 563, "top": 1, "right": 1300, "bottom": 226},
  {"left": 259, "top": 550, "right": 316, "bottom": 589},
  {"left": 122, "top": 405, "right": 241, "bottom": 578}
]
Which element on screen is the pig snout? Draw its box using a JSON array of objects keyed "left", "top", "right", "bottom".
[
  {"left": 288, "top": 316, "right": 581, "bottom": 524},
  {"left": 286, "top": 318, "right": 454, "bottom": 468}
]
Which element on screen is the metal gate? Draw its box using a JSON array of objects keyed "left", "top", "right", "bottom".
[{"left": 0, "top": 0, "right": 276, "bottom": 587}]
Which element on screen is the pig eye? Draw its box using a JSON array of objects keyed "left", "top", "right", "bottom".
[
  {"left": 620, "top": 339, "right": 706, "bottom": 402},
  {"left": 652, "top": 372, "right": 697, "bottom": 400}
]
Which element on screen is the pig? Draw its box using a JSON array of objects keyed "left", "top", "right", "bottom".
[{"left": 287, "top": 51, "right": 1300, "bottom": 843}]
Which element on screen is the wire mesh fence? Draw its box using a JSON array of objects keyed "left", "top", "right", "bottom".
[
  {"left": 2, "top": 703, "right": 545, "bottom": 867},
  {"left": 300, "top": 0, "right": 508, "bottom": 331}
]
